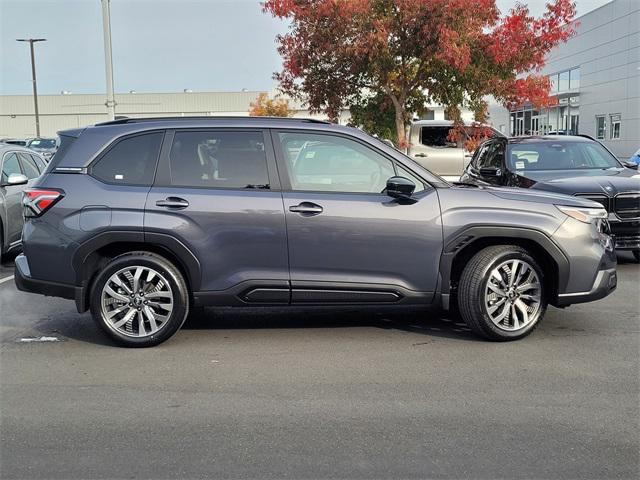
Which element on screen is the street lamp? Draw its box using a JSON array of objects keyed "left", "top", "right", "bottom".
[
  {"left": 16, "top": 38, "right": 46, "bottom": 138},
  {"left": 100, "top": 0, "right": 116, "bottom": 121}
]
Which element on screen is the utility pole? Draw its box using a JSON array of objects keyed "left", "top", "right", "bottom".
[
  {"left": 101, "top": 0, "right": 116, "bottom": 120},
  {"left": 16, "top": 38, "right": 46, "bottom": 138}
]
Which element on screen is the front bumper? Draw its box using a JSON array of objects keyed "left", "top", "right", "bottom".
[
  {"left": 556, "top": 267, "right": 617, "bottom": 307},
  {"left": 14, "top": 254, "right": 85, "bottom": 311}
]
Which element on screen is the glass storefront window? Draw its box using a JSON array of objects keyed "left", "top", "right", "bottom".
[
  {"left": 549, "top": 74, "right": 558, "bottom": 93},
  {"left": 559, "top": 71, "right": 570, "bottom": 92},
  {"left": 570, "top": 68, "right": 580, "bottom": 90},
  {"left": 595, "top": 115, "right": 606, "bottom": 139}
]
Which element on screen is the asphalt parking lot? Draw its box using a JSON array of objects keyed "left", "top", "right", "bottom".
[{"left": 0, "top": 253, "right": 638, "bottom": 479}]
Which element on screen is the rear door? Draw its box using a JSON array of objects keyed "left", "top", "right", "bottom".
[
  {"left": 273, "top": 130, "right": 442, "bottom": 304},
  {"left": 409, "top": 126, "right": 463, "bottom": 179},
  {"left": 145, "top": 129, "right": 289, "bottom": 300}
]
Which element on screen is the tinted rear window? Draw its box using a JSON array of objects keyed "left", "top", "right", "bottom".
[
  {"left": 421, "top": 127, "right": 454, "bottom": 147},
  {"left": 91, "top": 132, "right": 163, "bottom": 185},
  {"left": 168, "top": 131, "right": 269, "bottom": 189}
]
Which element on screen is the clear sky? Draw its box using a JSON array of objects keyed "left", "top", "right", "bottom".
[{"left": 0, "top": 0, "right": 612, "bottom": 96}]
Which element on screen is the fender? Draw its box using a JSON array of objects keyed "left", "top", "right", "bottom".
[
  {"left": 439, "top": 225, "right": 570, "bottom": 297},
  {"left": 72, "top": 230, "right": 202, "bottom": 290}
]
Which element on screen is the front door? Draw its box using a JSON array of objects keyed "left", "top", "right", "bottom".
[
  {"left": 273, "top": 130, "right": 442, "bottom": 304},
  {"left": 145, "top": 129, "right": 289, "bottom": 300}
]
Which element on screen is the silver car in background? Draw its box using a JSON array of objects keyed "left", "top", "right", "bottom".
[
  {"left": 26, "top": 137, "right": 58, "bottom": 162},
  {"left": 0, "top": 143, "right": 46, "bottom": 258}
]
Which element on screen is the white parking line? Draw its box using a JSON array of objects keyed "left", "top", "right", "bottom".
[{"left": 0, "top": 275, "right": 15, "bottom": 285}]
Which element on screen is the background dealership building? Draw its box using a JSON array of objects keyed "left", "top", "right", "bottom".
[
  {"left": 1, "top": 0, "right": 638, "bottom": 158},
  {"left": 489, "top": 0, "right": 639, "bottom": 158}
]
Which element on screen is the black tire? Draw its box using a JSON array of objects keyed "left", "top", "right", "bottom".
[
  {"left": 458, "top": 245, "right": 547, "bottom": 341},
  {"left": 89, "top": 251, "right": 189, "bottom": 347},
  {"left": 633, "top": 250, "right": 640, "bottom": 263}
]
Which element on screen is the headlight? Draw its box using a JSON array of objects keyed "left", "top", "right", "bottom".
[{"left": 556, "top": 205, "right": 608, "bottom": 224}]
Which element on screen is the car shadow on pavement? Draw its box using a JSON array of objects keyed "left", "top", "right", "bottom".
[
  {"left": 182, "top": 306, "right": 478, "bottom": 342},
  {"left": 28, "top": 306, "right": 478, "bottom": 347}
]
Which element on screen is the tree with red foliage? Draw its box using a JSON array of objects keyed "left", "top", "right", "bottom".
[{"left": 263, "top": 0, "right": 576, "bottom": 149}]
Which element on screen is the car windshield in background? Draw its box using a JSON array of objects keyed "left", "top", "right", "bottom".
[
  {"left": 28, "top": 139, "right": 57, "bottom": 149},
  {"left": 507, "top": 141, "right": 621, "bottom": 171}
]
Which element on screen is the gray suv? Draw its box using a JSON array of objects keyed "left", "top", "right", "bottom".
[{"left": 15, "top": 117, "right": 617, "bottom": 347}]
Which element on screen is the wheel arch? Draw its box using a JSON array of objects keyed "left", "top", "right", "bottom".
[
  {"left": 440, "top": 226, "right": 569, "bottom": 307},
  {"left": 72, "top": 231, "right": 201, "bottom": 312}
]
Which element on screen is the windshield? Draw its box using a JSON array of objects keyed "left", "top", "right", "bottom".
[
  {"left": 28, "top": 138, "right": 57, "bottom": 149},
  {"left": 507, "top": 141, "right": 621, "bottom": 171}
]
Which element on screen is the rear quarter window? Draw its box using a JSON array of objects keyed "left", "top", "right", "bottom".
[{"left": 91, "top": 132, "right": 163, "bottom": 186}]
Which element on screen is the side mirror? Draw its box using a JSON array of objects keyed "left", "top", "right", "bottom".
[
  {"left": 4, "top": 173, "right": 28, "bottom": 186},
  {"left": 386, "top": 176, "right": 415, "bottom": 200},
  {"left": 479, "top": 167, "right": 502, "bottom": 177},
  {"left": 621, "top": 160, "right": 638, "bottom": 170}
]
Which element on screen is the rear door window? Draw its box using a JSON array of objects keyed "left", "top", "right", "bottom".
[
  {"left": 168, "top": 130, "right": 270, "bottom": 189},
  {"left": 18, "top": 152, "right": 41, "bottom": 179},
  {"left": 421, "top": 127, "right": 456, "bottom": 148},
  {"left": 30, "top": 154, "right": 46, "bottom": 171},
  {"left": 91, "top": 132, "right": 163, "bottom": 185}
]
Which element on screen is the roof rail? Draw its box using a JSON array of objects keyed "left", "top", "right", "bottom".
[{"left": 95, "top": 116, "right": 331, "bottom": 126}]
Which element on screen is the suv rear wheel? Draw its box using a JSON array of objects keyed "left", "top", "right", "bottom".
[
  {"left": 90, "top": 252, "right": 189, "bottom": 347},
  {"left": 458, "top": 245, "right": 547, "bottom": 341}
]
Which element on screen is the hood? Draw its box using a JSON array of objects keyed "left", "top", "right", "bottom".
[
  {"left": 519, "top": 168, "right": 640, "bottom": 196},
  {"left": 452, "top": 184, "right": 603, "bottom": 208}
]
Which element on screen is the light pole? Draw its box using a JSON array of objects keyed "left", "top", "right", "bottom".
[
  {"left": 100, "top": 0, "right": 116, "bottom": 120},
  {"left": 16, "top": 38, "right": 46, "bottom": 138}
]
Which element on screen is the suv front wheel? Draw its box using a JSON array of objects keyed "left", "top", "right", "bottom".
[
  {"left": 90, "top": 252, "right": 189, "bottom": 347},
  {"left": 458, "top": 245, "right": 547, "bottom": 341}
]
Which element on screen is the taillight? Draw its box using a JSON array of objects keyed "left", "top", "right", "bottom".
[{"left": 23, "top": 188, "right": 64, "bottom": 217}]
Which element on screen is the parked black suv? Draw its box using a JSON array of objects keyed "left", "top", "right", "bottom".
[
  {"left": 460, "top": 135, "right": 640, "bottom": 261},
  {"left": 15, "top": 118, "right": 617, "bottom": 347}
]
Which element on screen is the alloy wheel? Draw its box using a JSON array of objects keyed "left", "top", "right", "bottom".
[
  {"left": 484, "top": 259, "right": 542, "bottom": 332},
  {"left": 100, "top": 266, "right": 174, "bottom": 338}
]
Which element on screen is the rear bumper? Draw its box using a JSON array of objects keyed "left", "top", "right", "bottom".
[
  {"left": 556, "top": 267, "right": 617, "bottom": 307},
  {"left": 14, "top": 254, "right": 86, "bottom": 311}
]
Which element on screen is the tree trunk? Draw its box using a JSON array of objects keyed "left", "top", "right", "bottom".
[
  {"left": 394, "top": 106, "right": 407, "bottom": 151},
  {"left": 387, "top": 94, "right": 408, "bottom": 151}
]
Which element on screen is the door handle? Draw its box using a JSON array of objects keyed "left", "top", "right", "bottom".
[
  {"left": 156, "top": 197, "right": 189, "bottom": 209},
  {"left": 289, "top": 202, "right": 323, "bottom": 215},
  {"left": 414, "top": 153, "right": 428, "bottom": 158}
]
